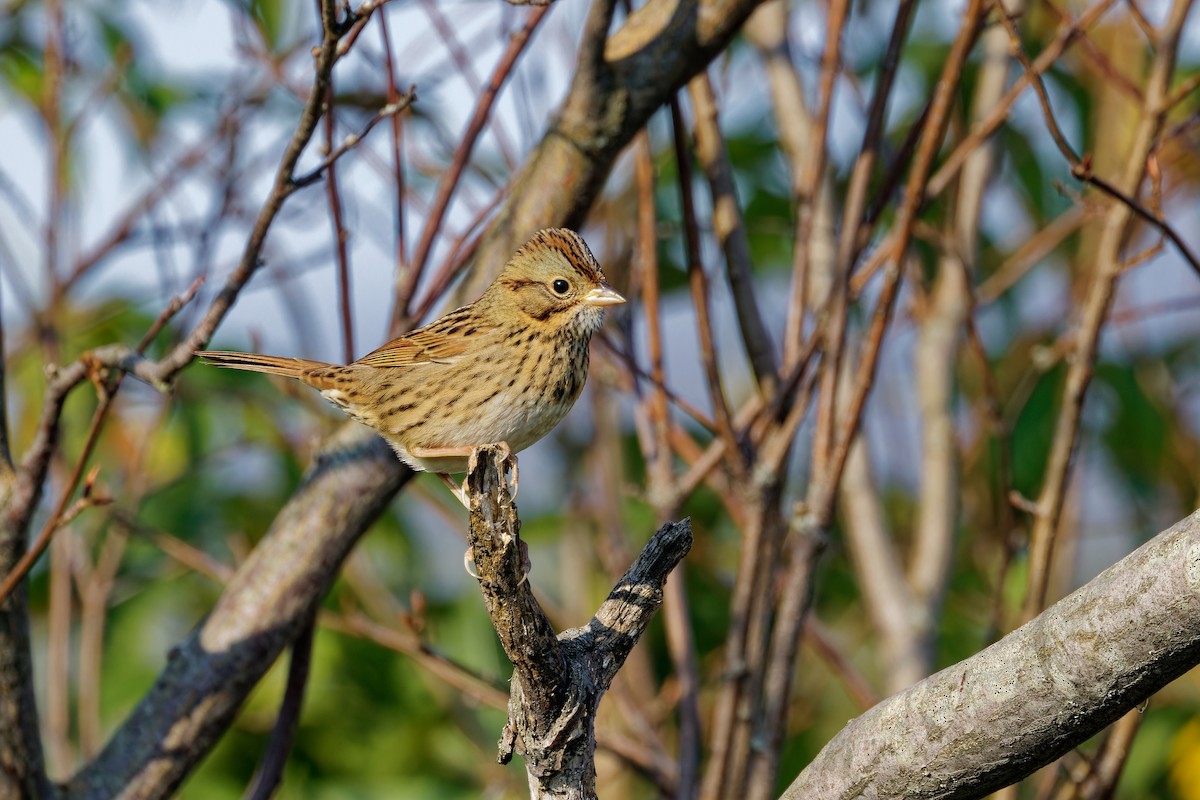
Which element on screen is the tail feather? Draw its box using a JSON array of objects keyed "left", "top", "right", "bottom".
[{"left": 196, "top": 350, "right": 333, "bottom": 381}]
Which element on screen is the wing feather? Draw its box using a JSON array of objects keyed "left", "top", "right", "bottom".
[{"left": 353, "top": 307, "right": 496, "bottom": 368}]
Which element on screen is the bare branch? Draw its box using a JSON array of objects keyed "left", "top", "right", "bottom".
[
  {"left": 398, "top": 7, "right": 549, "bottom": 325},
  {"left": 375, "top": 7, "right": 410, "bottom": 291},
  {"left": 670, "top": 99, "right": 743, "bottom": 477},
  {"left": 322, "top": 82, "right": 357, "bottom": 365},
  {"left": 244, "top": 616, "right": 316, "bottom": 800},
  {"left": 688, "top": 73, "right": 778, "bottom": 393},
  {"left": 925, "top": 0, "right": 1120, "bottom": 200},
  {"left": 813, "top": 0, "right": 987, "bottom": 525},
  {"left": 907, "top": 3, "right": 1011, "bottom": 680},
  {"left": 289, "top": 91, "right": 417, "bottom": 190},
  {"left": 0, "top": 278, "right": 203, "bottom": 606}
]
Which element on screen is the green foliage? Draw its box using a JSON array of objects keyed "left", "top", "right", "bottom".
[
  {"left": 243, "top": 0, "right": 294, "bottom": 53},
  {"left": 1010, "top": 363, "right": 1066, "bottom": 497},
  {"left": 0, "top": 38, "right": 43, "bottom": 105}
]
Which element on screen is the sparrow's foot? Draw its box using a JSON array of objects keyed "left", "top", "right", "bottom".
[
  {"left": 463, "top": 540, "right": 530, "bottom": 584},
  {"left": 495, "top": 441, "right": 518, "bottom": 499}
]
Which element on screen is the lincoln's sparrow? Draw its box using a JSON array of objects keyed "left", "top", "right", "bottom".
[{"left": 198, "top": 228, "right": 624, "bottom": 504}]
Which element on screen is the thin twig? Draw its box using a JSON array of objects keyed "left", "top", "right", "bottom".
[
  {"left": 291, "top": 92, "right": 417, "bottom": 189},
  {"left": 58, "top": 106, "right": 243, "bottom": 299},
  {"left": 977, "top": 206, "right": 1087, "bottom": 304},
  {"left": 993, "top": 9, "right": 1200, "bottom": 283},
  {"left": 244, "top": 615, "right": 315, "bottom": 800},
  {"left": 417, "top": 0, "right": 518, "bottom": 169},
  {"left": 598, "top": 332, "right": 718, "bottom": 434},
  {"left": 322, "top": 82, "right": 356, "bottom": 364},
  {"left": 1071, "top": 161, "right": 1200, "bottom": 278},
  {"left": 688, "top": 73, "right": 778, "bottom": 393},
  {"left": 670, "top": 99, "right": 743, "bottom": 478},
  {"left": 0, "top": 280, "right": 203, "bottom": 605},
  {"left": 376, "top": 7, "right": 410, "bottom": 318},
  {"left": 925, "top": 0, "right": 1121, "bottom": 199},
  {"left": 803, "top": 617, "right": 879, "bottom": 711},
  {"left": 409, "top": 193, "right": 502, "bottom": 324},
  {"left": 817, "top": 0, "right": 986, "bottom": 525},
  {"left": 804, "top": 0, "right": 852, "bottom": 486},
  {"left": 630, "top": 128, "right": 701, "bottom": 799},
  {"left": 633, "top": 132, "right": 673, "bottom": 507}
]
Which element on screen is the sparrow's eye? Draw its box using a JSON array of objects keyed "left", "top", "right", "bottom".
[{"left": 551, "top": 278, "right": 570, "bottom": 295}]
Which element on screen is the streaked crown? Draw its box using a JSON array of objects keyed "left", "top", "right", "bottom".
[{"left": 504, "top": 228, "right": 606, "bottom": 285}]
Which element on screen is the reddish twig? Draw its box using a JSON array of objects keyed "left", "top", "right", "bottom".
[
  {"left": 816, "top": 0, "right": 986, "bottom": 525},
  {"left": 799, "top": 0, "right": 852, "bottom": 485},
  {"left": 376, "top": 7, "right": 410, "bottom": 303},
  {"left": 58, "top": 105, "right": 245, "bottom": 300},
  {"left": 322, "top": 83, "right": 356, "bottom": 364},
  {"left": 417, "top": 0, "right": 518, "bottom": 168},
  {"left": 689, "top": 73, "right": 778, "bottom": 393},
  {"left": 409, "top": 189, "right": 504, "bottom": 324},
  {"left": 803, "top": 616, "right": 879, "bottom": 711},
  {"left": 925, "top": 0, "right": 1120, "bottom": 199},
  {"left": 598, "top": 332, "right": 718, "bottom": 434},
  {"left": 634, "top": 132, "right": 673, "bottom": 505},
  {"left": 291, "top": 91, "right": 416, "bottom": 189},
  {"left": 632, "top": 124, "right": 701, "bottom": 800}
]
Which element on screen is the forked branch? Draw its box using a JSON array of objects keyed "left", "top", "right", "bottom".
[{"left": 465, "top": 445, "right": 692, "bottom": 799}]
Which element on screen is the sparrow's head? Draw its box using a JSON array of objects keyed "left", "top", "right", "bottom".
[{"left": 491, "top": 228, "right": 625, "bottom": 337}]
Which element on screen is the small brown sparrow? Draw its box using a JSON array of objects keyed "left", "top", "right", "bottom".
[{"left": 198, "top": 228, "right": 625, "bottom": 506}]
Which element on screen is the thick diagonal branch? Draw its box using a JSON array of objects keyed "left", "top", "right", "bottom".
[{"left": 66, "top": 427, "right": 410, "bottom": 799}]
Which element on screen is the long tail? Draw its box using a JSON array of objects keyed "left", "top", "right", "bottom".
[{"left": 196, "top": 350, "right": 334, "bottom": 382}]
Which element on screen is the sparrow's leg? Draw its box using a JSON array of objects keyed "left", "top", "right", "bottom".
[
  {"left": 408, "top": 445, "right": 473, "bottom": 509},
  {"left": 436, "top": 472, "right": 470, "bottom": 509},
  {"left": 415, "top": 444, "right": 518, "bottom": 504}
]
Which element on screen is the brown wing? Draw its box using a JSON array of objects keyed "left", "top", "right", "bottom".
[{"left": 353, "top": 306, "right": 495, "bottom": 368}]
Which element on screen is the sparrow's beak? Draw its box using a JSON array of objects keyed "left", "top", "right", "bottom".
[{"left": 583, "top": 284, "right": 626, "bottom": 307}]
